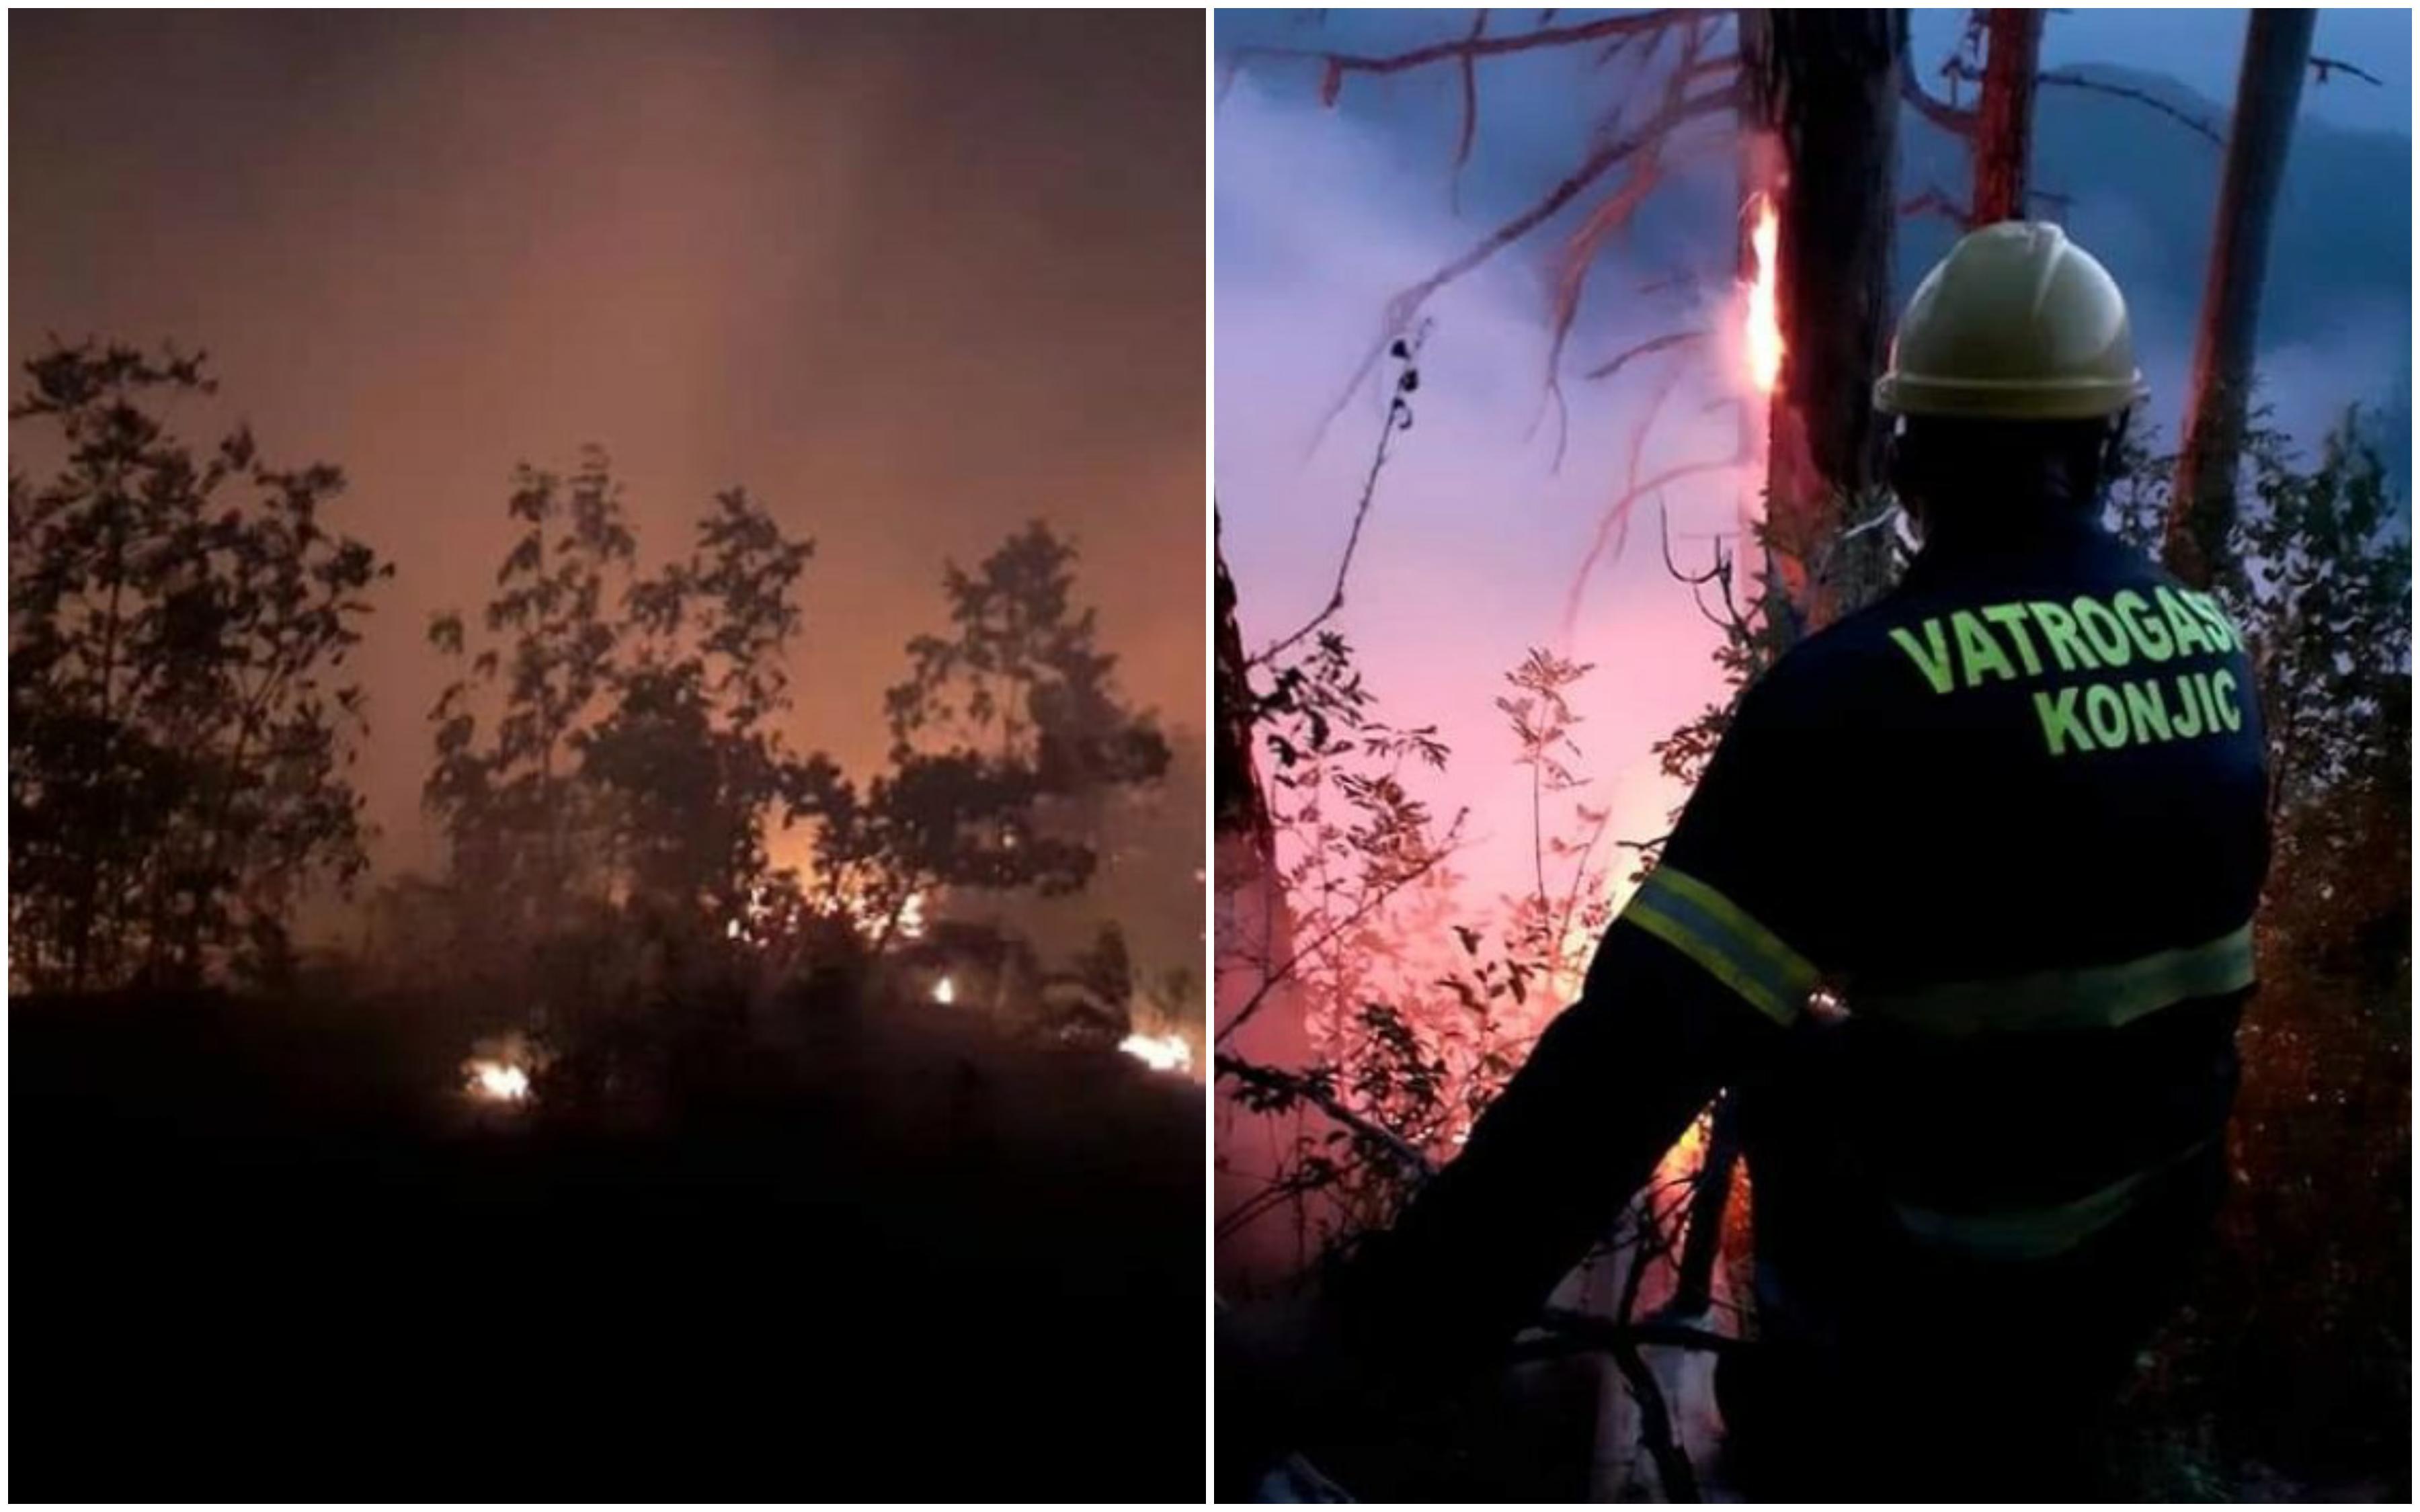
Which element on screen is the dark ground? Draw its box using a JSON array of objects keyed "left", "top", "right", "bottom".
[{"left": 11, "top": 984, "right": 1203, "bottom": 1502}]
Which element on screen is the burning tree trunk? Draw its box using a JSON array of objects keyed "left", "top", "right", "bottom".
[
  {"left": 2167, "top": 9, "right": 2317, "bottom": 590},
  {"left": 1664, "top": 12, "right": 1904, "bottom": 1328},
  {"left": 1972, "top": 9, "right": 2044, "bottom": 223},
  {"left": 1739, "top": 9, "right": 1904, "bottom": 620}
]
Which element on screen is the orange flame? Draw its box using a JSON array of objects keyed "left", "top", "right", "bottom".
[
  {"left": 1744, "top": 194, "right": 1783, "bottom": 393},
  {"left": 466, "top": 1058, "right": 530, "bottom": 1103},
  {"left": 1118, "top": 1030, "right": 1193, "bottom": 1076}
]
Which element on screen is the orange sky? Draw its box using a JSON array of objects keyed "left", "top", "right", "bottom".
[{"left": 11, "top": 10, "right": 1205, "bottom": 882}]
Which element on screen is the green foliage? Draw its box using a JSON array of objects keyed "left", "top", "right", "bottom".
[
  {"left": 2107, "top": 403, "right": 2411, "bottom": 1493},
  {"left": 8, "top": 339, "right": 390, "bottom": 991}
]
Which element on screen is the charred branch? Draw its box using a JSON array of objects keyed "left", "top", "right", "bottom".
[
  {"left": 1523, "top": 1306, "right": 1747, "bottom": 1360},
  {"left": 1562, "top": 454, "right": 1748, "bottom": 634},
  {"left": 2308, "top": 54, "right": 2385, "bottom": 88},
  {"left": 1256, "top": 331, "right": 1424, "bottom": 667},
  {"left": 1236, "top": 9, "right": 1692, "bottom": 99},
  {"left": 1608, "top": 1335, "right": 1701, "bottom": 1501},
  {"left": 1900, "top": 43, "right": 1977, "bottom": 137},
  {"left": 1215, "top": 1053, "right": 1438, "bottom": 1181},
  {"left": 1664, "top": 1095, "right": 1743, "bottom": 1316},
  {"left": 1536, "top": 13, "right": 1733, "bottom": 462},
  {"left": 2038, "top": 70, "right": 2224, "bottom": 146},
  {"left": 1585, "top": 330, "right": 1704, "bottom": 384},
  {"left": 1314, "top": 77, "right": 1742, "bottom": 444},
  {"left": 1900, "top": 185, "right": 1972, "bottom": 227},
  {"left": 1453, "top": 10, "right": 1487, "bottom": 197}
]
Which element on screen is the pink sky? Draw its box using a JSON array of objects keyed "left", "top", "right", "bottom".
[{"left": 1216, "top": 72, "right": 1760, "bottom": 916}]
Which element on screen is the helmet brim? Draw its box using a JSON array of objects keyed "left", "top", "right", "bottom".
[{"left": 1874, "top": 370, "right": 2148, "bottom": 421}]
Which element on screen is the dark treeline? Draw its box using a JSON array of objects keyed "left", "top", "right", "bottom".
[{"left": 9, "top": 337, "right": 1203, "bottom": 1499}]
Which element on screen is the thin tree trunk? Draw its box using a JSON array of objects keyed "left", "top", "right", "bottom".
[
  {"left": 1973, "top": 9, "right": 2043, "bottom": 224},
  {"left": 1213, "top": 514, "right": 1273, "bottom": 866},
  {"left": 1668, "top": 1094, "right": 1745, "bottom": 1317},
  {"left": 2167, "top": 9, "right": 2316, "bottom": 590}
]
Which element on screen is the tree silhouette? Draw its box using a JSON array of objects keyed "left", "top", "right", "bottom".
[
  {"left": 424, "top": 450, "right": 830, "bottom": 984},
  {"left": 425, "top": 448, "right": 641, "bottom": 958},
  {"left": 9, "top": 339, "right": 390, "bottom": 991},
  {"left": 815, "top": 521, "right": 1171, "bottom": 951}
]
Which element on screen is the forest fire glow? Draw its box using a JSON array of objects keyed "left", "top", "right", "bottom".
[
  {"left": 1744, "top": 193, "right": 1784, "bottom": 393},
  {"left": 1118, "top": 1031, "right": 1192, "bottom": 1075}
]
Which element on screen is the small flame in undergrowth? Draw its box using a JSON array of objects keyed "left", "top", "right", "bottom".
[
  {"left": 932, "top": 974, "right": 957, "bottom": 1005},
  {"left": 727, "top": 881, "right": 929, "bottom": 949},
  {"left": 462, "top": 1032, "right": 538, "bottom": 1107},
  {"left": 1744, "top": 192, "right": 1783, "bottom": 394},
  {"left": 466, "top": 1059, "right": 531, "bottom": 1104},
  {"left": 1118, "top": 1031, "right": 1193, "bottom": 1076}
]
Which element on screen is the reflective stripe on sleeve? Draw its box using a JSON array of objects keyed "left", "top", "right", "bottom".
[
  {"left": 1619, "top": 866, "right": 1820, "bottom": 1027},
  {"left": 1855, "top": 923, "right": 2256, "bottom": 1035},
  {"left": 1892, "top": 1136, "right": 2218, "bottom": 1261}
]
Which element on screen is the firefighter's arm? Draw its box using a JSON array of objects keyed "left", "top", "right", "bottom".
[
  {"left": 1215, "top": 926, "right": 1782, "bottom": 1496},
  {"left": 1320, "top": 911, "right": 1796, "bottom": 1396},
  {"left": 1242, "top": 665, "right": 1851, "bottom": 1464}
]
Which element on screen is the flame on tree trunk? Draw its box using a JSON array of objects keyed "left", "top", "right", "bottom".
[
  {"left": 2167, "top": 9, "right": 2316, "bottom": 591},
  {"left": 1739, "top": 9, "right": 1904, "bottom": 631},
  {"left": 1670, "top": 11, "right": 1904, "bottom": 1325}
]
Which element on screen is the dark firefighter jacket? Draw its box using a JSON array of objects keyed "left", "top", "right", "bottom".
[{"left": 1324, "top": 501, "right": 2271, "bottom": 1423}]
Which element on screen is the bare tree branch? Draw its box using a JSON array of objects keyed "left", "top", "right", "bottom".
[
  {"left": 1607, "top": 1336, "right": 1701, "bottom": 1501},
  {"left": 1215, "top": 808, "right": 1469, "bottom": 1048},
  {"left": 1237, "top": 9, "right": 1689, "bottom": 93},
  {"left": 1524, "top": 1307, "right": 1746, "bottom": 1359},
  {"left": 2027, "top": 185, "right": 2074, "bottom": 217},
  {"left": 2038, "top": 69, "right": 2224, "bottom": 145},
  {"left": 1658, "top": 495, "right": 1725, "bottom": 588},
  {"left": 1215, "top": 1054, "right": 1439, "bottom": 1180},
  {"left": 1584, "top": 329, "right": 1703, "bottom": 383},
  {"left": 2308, "top": 54, "right": 2386, "bottom": 87},
  {"left": 1637, "top": 269, "right": 1701, "bottom": 300},
  {"left": 1310, "top": 79, "right": 1742, "bottom": 447},
  {"left": 1537, "top": 14, "right": 1730, "bottom": 461},
  {"left": 1452, "top": 9, "right": 1487, "bottom": 202},
  {"left": 1254, "top": 331, "right": 1424, "bottom": 667},
  {"left": 1561, "top": 455, "right": 1748, "bottom": 632},
  {"left": 1900, "top": 185, "right": 1973, "bottom": 226},
  {"left": 1900, "top": 43, "right": 1977, "bottom": 136}
]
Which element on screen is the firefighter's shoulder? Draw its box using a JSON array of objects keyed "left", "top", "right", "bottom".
[{"left": 1732, "top": 601, "right": 1912, "bottom": 736}]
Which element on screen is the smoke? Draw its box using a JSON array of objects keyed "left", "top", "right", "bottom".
[
  {"left": 1217, "top": 69, "right": 1753, "bottom": 912},
  {"left": 11, "top": 11, "right": 1203, "bottom": 943}
]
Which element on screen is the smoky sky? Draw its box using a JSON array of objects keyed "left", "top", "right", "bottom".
[
  {"left": 1214, "top": 8, "right": 2411, "bottom": 909},
  {"left": 11, "top": 9, "right": 1205, "bottom": 882}
]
